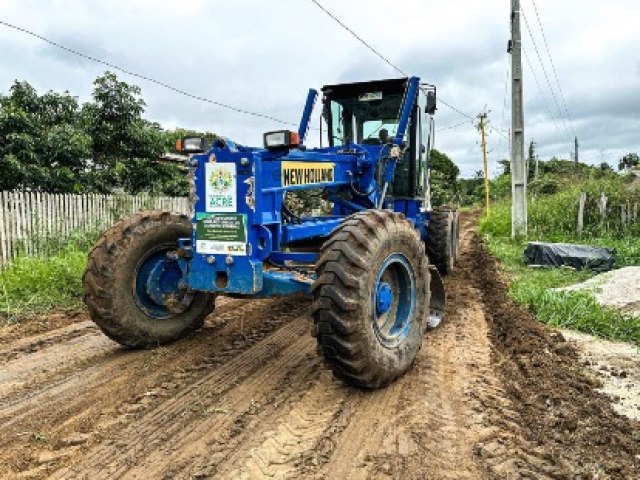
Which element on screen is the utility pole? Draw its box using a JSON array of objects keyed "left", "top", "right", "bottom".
[
  {"left": 510, "top": 0, "right": 527, "bottom": 238},
  {"left": 574, "top": 136, "right": 579, "bottom": 165},
  {"left": 477, "top": 112, "right": 490, "bottom": 215}
]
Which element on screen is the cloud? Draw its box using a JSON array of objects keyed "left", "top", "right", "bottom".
[{"left": 0, "top": 0, "right": 639, "bottom": 176}]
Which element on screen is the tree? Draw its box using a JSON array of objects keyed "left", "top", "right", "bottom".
[
  {"left": 599, "top": 162, "right": 614, "bottom": 173},
  {"left": 618, "top": 153, "right": 639, "bottom": 172},
  {"left": 0, "top": 73, "right": 209, "bottom": 195},
  {"left": 0, "top": 81, "right": 91, "bottom": 192},
  {"left": 81, "top": 72, "right": 162, "bottom": 192},
  {"left": 497, "top": 159, "right": 510, "bottom": 175},
  {"left": 429, "top": 149, "right": 460, "bottom": 206}
]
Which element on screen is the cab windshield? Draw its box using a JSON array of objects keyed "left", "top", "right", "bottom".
[{"left": 326, "top": 91, "right": 405, "bottom": 147}]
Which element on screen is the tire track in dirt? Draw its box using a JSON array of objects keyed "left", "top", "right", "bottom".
[
  {"left": 0, "top": 297, "right": 240, "bottom": 424},
  {"left": 218, "top": 374, "right": 347, "bottom": 479},
  {"left": 0, "top": 326, "right": 107, "bottom": 395},
  {"left": 0, "top": 321, "right": 96, "bottom": 362},
  {"left": 52, "top": 309, "right": 317, "bottom": 479},
  {"left": 0, "top": 296, "right": 307, "bottom": 478}
]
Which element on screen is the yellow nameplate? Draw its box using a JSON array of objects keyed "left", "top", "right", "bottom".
[{"left": 281, "top": 162, "right": 335, "bottom": 187}]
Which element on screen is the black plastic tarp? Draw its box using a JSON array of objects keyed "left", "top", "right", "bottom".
[{"left": 524, "top": 242, "right": 615, "bottom": 272}]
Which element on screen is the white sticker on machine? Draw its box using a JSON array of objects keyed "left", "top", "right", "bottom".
[{"left": 205, "top": 163, "right": 237, "bottom": 212}]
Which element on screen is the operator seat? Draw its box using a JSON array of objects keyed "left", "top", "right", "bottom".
[{"left": 391, "top": 148, "right": 412, "bottom": 197}]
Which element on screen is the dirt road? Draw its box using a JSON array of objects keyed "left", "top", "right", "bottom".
[{"left": 1, "top": 215, "right": 638, "bottom": 479}]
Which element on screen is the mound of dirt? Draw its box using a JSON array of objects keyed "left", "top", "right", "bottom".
[{"left": 474, "top": 238, "right": 640, "bottom": 478}]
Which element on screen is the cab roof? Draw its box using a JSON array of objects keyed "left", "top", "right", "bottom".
[{"left": 321, "top": 77, "right": 410, "bottom": 99}]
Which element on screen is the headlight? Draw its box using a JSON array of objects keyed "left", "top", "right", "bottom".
[
  {"left": 177, "top": 136, "right": 207, "bottom": 154},
  {"left": 263, "top": 130, "right": 299, "bottom": 150}
]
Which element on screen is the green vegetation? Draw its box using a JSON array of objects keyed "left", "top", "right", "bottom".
[
  {"left": 480, "top": 159, "right": 640, "bottom": 346},
  {"left": 0, "top": 72, "right": 215, "bottom": 196},
  {"left": 430, "top": 149, "right": 460, "bottom": 206},
  {"left": 0, "top": 231, "right": 100, "bottom": 324}
]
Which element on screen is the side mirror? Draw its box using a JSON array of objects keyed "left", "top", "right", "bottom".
[{"left": 426, "top": 91, "right": 437, "bottom": 115}]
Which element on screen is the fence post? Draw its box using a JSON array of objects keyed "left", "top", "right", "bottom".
[
  {"left": 577, "top": 192, "right": 586, "bottom": 234},
  {"left": 26, "top": 191, "right": 33, "bottom": 256},
  {"left": 32, "top": 192, "right": 37, "bottom": 255},
  {"left": 0, "top": 192, "right": 6, "bottom": 265},
  {"left": 7, "top": 192, "right": 13, "bottom": 261},
  {"left": 597, "top": 192, "right": 608, "bottom": 228},
  {"left": 16, "top": 190, "right": 23, "bottom": 257}
]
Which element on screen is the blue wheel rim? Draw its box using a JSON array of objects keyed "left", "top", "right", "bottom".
[
  {"left": 134, "top": 245, "right": 191, "bottom": 319},
  {"left": 372, "top": 253, "right": 416, "bottom": 348}
]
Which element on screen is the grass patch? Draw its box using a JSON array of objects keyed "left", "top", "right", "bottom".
[
  {"left": 0, "top": 230, "right": 99, "bottom": 324},
  {"left": 481, "top": 206, "right": 640, "bottom": 346}
]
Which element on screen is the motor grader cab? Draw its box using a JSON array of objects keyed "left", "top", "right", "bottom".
[{"left": 322, "top": 77, "right": 437, "bottom": 201}]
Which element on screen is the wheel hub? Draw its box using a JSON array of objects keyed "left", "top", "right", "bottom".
[
  {"left": 372, "top": 253, "right": 416, "bottom": 348},
  {"left": 376, "top": 282, "right": 394, "bottom": 315},
  {"left": 146, "top": 259, "right": 189, "bottom": 314},
  {"left": 135, "top": 248, "right": 193, "bottom": 319}
]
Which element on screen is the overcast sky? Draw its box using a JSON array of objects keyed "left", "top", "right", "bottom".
[{"left": 1, "top": 0, "right": 639, "bottom": 177}]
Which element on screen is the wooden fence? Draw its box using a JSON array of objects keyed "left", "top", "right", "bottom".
[
  {"left": 577, "top": 192, "right": 640, "bottom": 234},
  {"left": 0, "top": 191, "right": 188, "bottom": 266}
]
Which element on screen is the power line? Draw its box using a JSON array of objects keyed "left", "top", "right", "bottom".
[
  {"left": 436, "top": 120, "right": 473, "bottom": 132},
  {"left": 497, "top": 63, "right": 510, "bottom": 163},
  {"left": 522, "top": 47, "right": 562, "bottom": 133},
  {"left": 522, "top": 47, "right": 570, "bottom": 151},
  {"left": 438, "top": 98, "right": 475, "bottom": 121},
  {"left": 489, "top": 127, "right": 509, "bottom": 141},
  {"left": 0, "top": 19, "right": 297, "bottom": 127},
  {"left": 309, "top": 0, "right": 476, "bottom": 122},
  {"left": 520, "top": 10, "right": 573, "bottom": 143},
  {"left": 309, "top": 0, "right": 404, "bottom": 78},
  {"left": 530, "top": 0, "right": 577, "bottom": 137}
]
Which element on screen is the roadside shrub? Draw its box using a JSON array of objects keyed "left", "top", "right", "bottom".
[
  {"left": 529, "top": 175, "right": 560, "bottom": 195},
  {"left": 0, "top": 229, "right": 101, "bottom": 323},
  {"left": 0, "top": 246, "right": 87, "bottom": 323}
]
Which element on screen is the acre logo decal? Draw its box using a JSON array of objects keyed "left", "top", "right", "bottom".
[
  {"left": 206, "top": 163, "right": 237, "bottom": 212},
  {"left": 210, "top": 166, "right": 233, "bottom": 193}
]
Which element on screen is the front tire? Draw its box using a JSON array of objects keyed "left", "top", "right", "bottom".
[
  {"left": 83, "top": 211, "right": 215, "bottom": 348},
  {"left": 311, "top": 210, "right": 429, "bottom": 389}
]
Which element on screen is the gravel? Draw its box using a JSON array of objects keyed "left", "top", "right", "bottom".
[{"left": 555, "top": 266, "right": 640, "bottom": 317}]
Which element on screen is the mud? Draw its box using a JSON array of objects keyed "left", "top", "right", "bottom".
[
  {"left": 0, "top": 214, "right": 637, "bottom": 479},
  {"left": 562, "top": 330, "right": 640, "bottom": 422}
]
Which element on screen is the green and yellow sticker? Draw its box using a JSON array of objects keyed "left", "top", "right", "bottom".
[{"left": 282, "top": 161, "right": 335, "bottom": 187}]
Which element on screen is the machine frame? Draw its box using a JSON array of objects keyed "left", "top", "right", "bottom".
[{"left": 171, "top": 76, "right": 437, "bottom": 301}]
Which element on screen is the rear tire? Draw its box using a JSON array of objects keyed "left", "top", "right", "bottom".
[
  {"left": 83, "top": 211, "right": 215, "bottom": 348},
  {"left": 426, "top": 206, "right": 457, "bottom": 274},
  {"left": 311, "top": 210, "right": 429, "bottom": 389}
]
